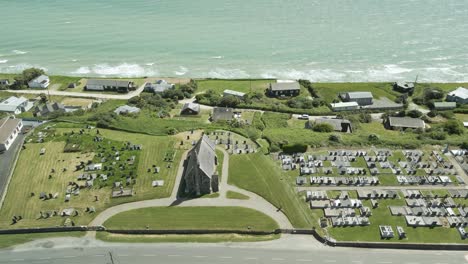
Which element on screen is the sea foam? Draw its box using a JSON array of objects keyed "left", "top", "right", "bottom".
[
  {"left": 0, "top": 59, "right": 8, "bottom": 64},
  {"left": 12, "top": 50, "right": 28, "bottom": 55}
]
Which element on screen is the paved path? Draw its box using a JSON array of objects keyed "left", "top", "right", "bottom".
[
  {"left": 88, "top": 148, "right": 293, "bottom": 233},
  {"left": 5, "top": 81, "right": 148, "bottom": 100},
  {"left": 2, "top": 236, "right": 467, "bottom": 264}
]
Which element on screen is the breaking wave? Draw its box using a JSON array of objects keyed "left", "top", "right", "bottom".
[
  {"left": 0, "top": 60, "right": 8, "bottom": 64},
  {"left": 71, "top": 63, "right": 158, "bottom": 77},
  {"left": 12, "top": 50, "right": 28, "bottom": 55}
]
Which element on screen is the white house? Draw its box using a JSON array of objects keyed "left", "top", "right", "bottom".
[
  {"left": 447, "top": 87, "right": 468, "bottom": 104},
  {"left": 223, "top": 89, "right": 246, "bottom": 99},
  {"left": 0, "top": 116, "right": 23, "bottom": 152},
  {"left": 0, "top": 96, "right": 32, "bottom": 114},
  {"left": 330, "top": 101, "right": 359, "bottom": 111},
  {"left": 28, "top": 75, "right": 50, "bottom": 89}
]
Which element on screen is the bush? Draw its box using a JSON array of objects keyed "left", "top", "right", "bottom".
[
  {"left": 427, "top": 110, "right": 438, "bottom": 118},
  {"left": 429, "top": 131, "right": 447, "bottom": 140},
  {"left": 167, "top": 127, "right": 178, "bottom": 135},
  {"left": 329, "top": 134, "right": 341, "bottom": 142},
  {"left": 460, "top": 142, "right": 468, "bottom": 149},
  {"left": 252, "top": 112, "right": 265, "bottom": 131},
  {"left": 312, "top": 123, "right": 334, "bottom": 133},
  {"left": 281, "top": 143, "right": 308, "bottom": 154},
  {"left": 358, "top": 113, "right": 372, "bottom": 123},
  {"left": 443, "top": 120, "right": 464, "bottom": 135},
  {"left": 220, "top": 95, "right": 240, "bottom": 107},
  {"left": 368, "top": 134, "right": 380, "bottom": 142},
  {"left": 407, "top": 109, "right": 423, "bottom": 118}
]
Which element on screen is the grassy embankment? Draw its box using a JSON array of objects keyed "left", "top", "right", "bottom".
[
  {"left": 226, "top": 191, "right": 250, "bottom": 200},
  {"left": 97, "top": 232, "right": 279, "bottom": 243},
  {"left": 0, "top": 232, "right": 85, "bottom": 249}
]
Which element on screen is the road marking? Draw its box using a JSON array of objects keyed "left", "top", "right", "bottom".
[
  {"left": 63, "top": 256, "right": 76, "bottom": 258},
  {"left": 220, "top": 256, "right": 233, "bottom": 259},
  {"left": 325, "top": 260, "right": 337, "bottom": 263},
  {"left": 297, "top": 260, "right": 313, "bottom": 262},
  {"left": 168, "top": 254, "right": 181, "bottom": 257},
  {"left": 95, "top": 254, "right": 105, "bottom": 257},
  {"left": 143, "top": 254, "right": 156, "bottom": 257},
  {"left": 39, "top": 257, "right": 51, "bottom": 260},
  {"left": 378, "top": 262, "right": 393, "bottom": 264},
  {"left": 11, "top": 259, "right": 24, "bottom": 262},
  {"left": 272, "top": 258, "right": 284, "bottom": 261},
  {"left": 118, "top": 254, "right": 129, "bottom": 257},
  {"left": 352, "top": 261, "right": 362, "bottom": 264},
  {"left": 244, "top": 257, "right": 258, "bottom": 260},
  {"left": 193, "top": 256, "right": 207, "bottom": 258}
]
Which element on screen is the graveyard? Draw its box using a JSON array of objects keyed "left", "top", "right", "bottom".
[
  {"left": 305, "top": 189, "right": 468, "bottom": 243},
  {"left": 0, "top": 123, "right": 182, "bottom": 228}
]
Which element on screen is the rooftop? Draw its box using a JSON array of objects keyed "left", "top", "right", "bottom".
[
  {"left": 314, "top": 118, "right": 351, "bottom": 131},
  {"left": 434, "top": 102, "right": 456, "bottom": 107},
  {"left": 87, "top": 79, "right": 132, "bottom": 87},
  {"left": 0, "top": 96, "right": 28, "bottom": 112},
  {"left": 114, "top": 105, "right": 140, "bottom": 114},
  {"left": 388, "top": 116, "right": 425, "bottom": 129},
  {"left": 224, "top": 89, "right": 246, "bottom": 97},
  {"left": 193, "top": 135, "right": 216, "bottom": 178},
  {"left": 0, "top": 117, "right": 21, "bottom": 143},
  {"left": 330, "top": 102, "right": 359, "bottom": 108},
  {"left": 448, "top": 87, "right": 468, "bottom": 99},
  {"left": 212, "top": 107, "right": 235, "bottom": 121},
  {"left": 347, "top": 91, "right": 373, "bottom": 99},
  {"left": 270, "top": 81, "right": 300, "bottom": 91},
  {"left": 182, "top": 102, "right": 200, "bottom": 113}
]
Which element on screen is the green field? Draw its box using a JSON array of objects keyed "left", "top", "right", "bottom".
[
  {"left": 0, "top": 125, "right": 182, "bottom": 228},
  {"left": 228, "top": 153, "right": 320, "bottom": 229},
  {"left": 327, "top": 198, "right": 468, "bottom": 244},
  {"left": 215, "top": 149, "right": 224, "bottom": 179},
  {"left": 97, "top": 232, "right": 279, "bottom": 243},
  {"left": 0, "top": 232, "right": 85, "bottom": 249},
  {"left": 103, "top": 206, "right": 279, "bottom": 231},
  {"left": 226, "top": 191, "right": 250, "bottom": 200},
  {"left": 314, "top": 82, "right": 400, "bottom": 102},
  {"left": 196, "top": 79, "right": 273, "bottom": 94}
]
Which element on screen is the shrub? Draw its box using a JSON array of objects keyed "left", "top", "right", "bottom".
[
  {"left": 220, "top": 95, "right": 241, "bottom": 107},
  {"left": 358, "top": 113, "right": 372, "bottom": 123},
  {"left": 329, "top": 134, "right": 341, "bottom": 142},
  {"left": 407, "top": 109, "right": 423, "bottom": 118},
  {"left": 429, "top": 131, "right": 447, "bottom": 140},
  {"left": 443, "top": 120, "right": 464, "bottom": 135},
  {"left": 427, "top": 110, "right": 438, "bottom": 118},
  {"left": 281, "top": 143, "right": 308, "bottom": 154},
  {"left": 368, "top": 134, "right": 379, "bottom": 142},
  {"left": 312, "top": 123, "right": 334, "bottom": 133}
]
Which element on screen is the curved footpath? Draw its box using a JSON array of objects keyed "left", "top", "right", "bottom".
[{"left": 88, "top": 148, "right": 293, "bottom": 235}]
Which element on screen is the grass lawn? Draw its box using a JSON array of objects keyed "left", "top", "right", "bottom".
[
  {"left": 413, "top": 83, "right": 468, "bottom": 98},
  {"left": 96, "top": 232, "right": 279, "bottom": 243},
  {"left": 229, "top": 153, "right": 320, "bottom": 229},
  {"left": 327, "top": 199, "right": 468, "bottom": 243},
  {"left": 226, "top": 191, "right": 250, "bottom": 200},
  {"left": 196, "top": 79, "right": 273, "bottom": 94},
  {"left": 60, "top": 97, "right": 95, "bottom": 108},
  {"left": 103, "top": 206, "right": 279, "bottom": 231},
  {"left": 215, "top": 148, "right": 224, "bottom": 180},
  {"left": 0, "top": 125, "right": 182, "bottom": 228},
  {"left": 0, "top": 232, "right": 85, "bottom": 249}
]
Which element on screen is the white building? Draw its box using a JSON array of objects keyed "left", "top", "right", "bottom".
[
  {"left": 28, "top": 75, "right": 50, "bottom": 89},
  {"left": 0, "top": 96, "right": 32, "bottom": 114},
  {"left": 446, "top": 87, "right": 468, "bottom": 104},
  {"left": 0, "top": 117, "right": 23, "bottom": 152},
  {"left": 330, "top": 101, "right": 359, "bottom": 111},
  {"left": 223, "top": 89, "right": 246, "bottom": 99}
]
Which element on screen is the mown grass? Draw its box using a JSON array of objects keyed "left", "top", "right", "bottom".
[
  {"left": 96, "top": 232, "right": 279, "bottom": 243},
  {"left": 229, "top": 153, "right": 320, "bottom": 229},
  {"left": 215, "top": 149, "right": 224, "bottom": 180},
  {"left": 226, "top": 191, "right": 250, "bottom": 200},
  {"left": 314, "top": 82, "right": 400, "bottom": 102},
  {"left": 196, "top": 79, "right": 273, "bottom": 94},
  {"left": 0, "top": 232, "right": 85, "bottom": 249},
  {"left": 103, "top": 206, "right": 279, "bottom": 231}
]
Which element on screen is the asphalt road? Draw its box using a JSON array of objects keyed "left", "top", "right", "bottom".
[{"left": 1, "top": 236, "right": 467, "bottom": 264}]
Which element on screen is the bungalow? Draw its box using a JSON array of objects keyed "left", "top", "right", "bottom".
[
  {"left": 0, "top": 96, "right": 32, "bottom": 114},
  {"left": 433, "top": 102, "right": 456, "bottom": 110},
  {"left": 0, "top": 79, "right": 9, "bottom": 86},
  {"left": 211, "top": 107, "right": 239, "bottom": 122},
  {"left": 393, "top": 82, "right": 415, "bottom": 94},
  {"left": 341, "top": 92, "right": 373, "bottom": 106},
  {"left": 28, "top": 75, "right": 50, "bottom": 89},
  {"left": 446, "top": 87, "right": 468, "bottom": 104},
  {"left": 384, "top": 116, "right": 425, "bottom": 131},
  {"left": 114, "top": 105, "right": 140, "bottom": 115},
  {"left": 33, "top": 102, "right": 65, "bottom": 117},
  {"left": 183, "top": 135, "right": 219, "bottom": 195},
  {"left": 268, "top": 81, "right": 301, "bottom": 97},
  {"left": 85, "top": 79, "right": 135, "bottom": 92},
  {"left": 180, "top": 102, "right": 200, "bottom": 115},
  {"left": 144, "top": 79, "right": 174, "bottom": 93},
  {"left": 311, "top": 118, "right": 352, "bottom": 133},
  {"left": 0, "top": 116, "right": 23, "bottom": 152},
  {"left": 223, "top": 89, "right": 246, "bottom": 99},
  {"left": 330, "top": 101, "right": 359, "bottom": 112}
]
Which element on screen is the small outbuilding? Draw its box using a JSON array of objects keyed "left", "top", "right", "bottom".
[
  {"left": 268, "top": 81, "right": 300, "bottom": 97},
  {"left": 180, "top": 102, "right": 200, "bottom": 115}
]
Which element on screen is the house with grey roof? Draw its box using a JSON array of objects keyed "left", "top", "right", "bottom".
[
  {"left": 433, "top": 102, "right": 456, "bottom": 110},
  {"left": 183, "top": 135, "right": 219, "bottom": 195},
  {"left": 181, "top": 102, "right": 200, "bottom": 115},
  {"left": 211, "top": 107, "right": 239, "bottom": 122},
  {"left": 268, "top": 81, "right": 301, "bottom": 97},
  {"left": 33, "top": 102, "right": 65, "bottom": 117},
  {"left": 114, "top": 105, "right": 140, "bottom": 115},
  {"left": 341, "top": 92, "right": 373, "bottom": 106},
  {"left": 393, "top": 82, "right": 415, "bottom": 94},
  {"left": 144, "top": 79, "right": 174, "bottom": 93},
  {"left": 446, "top": 87, "right": 468, "bottom": 104},
  {"left": 384, "top": 116, "right": 425, "bottom": 131},
  {"left": 223, "top": 89, "right": 246, "bottom": 99},
  {"left": 28, "top": 75, "right": 50, "bottom": 89},
  {"left": 0, "top": 116, "right": 23, "bottom": 152},
  {"left": 86, "top": 79, "right": 135, "bottom": 92},
  {"left": 0, "top": 96, "right": 32, "bottom": 114},
  {"left": 311, "top": 118, "right": 353, "bottom": 133}
]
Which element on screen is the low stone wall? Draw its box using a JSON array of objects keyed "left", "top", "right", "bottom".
[
  {"left": 106, "top": 229, "right": 279, "bottom": 236},
  {"left": 0, "top": 226, "right": 103, "bottom": 234}
]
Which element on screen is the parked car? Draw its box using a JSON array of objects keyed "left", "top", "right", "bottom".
[{"left": 298, "top": 114, "right": 309, "bottom": 120}]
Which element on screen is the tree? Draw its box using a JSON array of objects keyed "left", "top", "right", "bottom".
[
  {"left": 312, "top": 123, "right": 334, "bottom": 133},
  {"left": 39, "top": 93, "right": 48, "bottom": 103},
  {"left": 329, "top": 134, "right": 341, "bottom": 142},
  {"left": 22, "top": 68, "right": 45, "bottom": 82},
  {"left": 443, "top": 120, "right": 464, "bottom": 135},
  {"left": 220, "top": 95, "right": 240, "bottom": 107}
]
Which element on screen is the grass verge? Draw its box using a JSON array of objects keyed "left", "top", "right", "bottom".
[
  {"left": 0, "top": 232, "right": 85, "bottom": 249},
  {"left": 226, "top": 191, "right": 250, "bottom": 200}
]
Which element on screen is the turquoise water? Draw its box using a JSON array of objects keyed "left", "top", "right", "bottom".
[{"left": 0, "top": 0, "right": 467, "bottom": 81}]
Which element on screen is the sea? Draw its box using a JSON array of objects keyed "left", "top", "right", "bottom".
[{"left": 0, "top": 0, "right": 467, "bottom": 82}]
